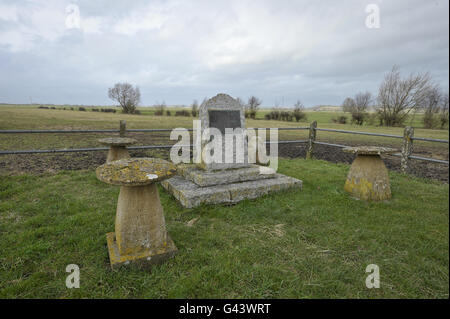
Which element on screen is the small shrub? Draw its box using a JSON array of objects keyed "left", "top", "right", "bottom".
[
  {"left": 166, "top": 110, "right": 171, "bottom": 116},
  {"left": 175, "top": 110, "right": 190, "bottom": 117},
  {"left": 79, "top": 107, "right": 86, "bottom": 111},
  {"left": 154, "top": 102, "right": 166, "bottom": 116},
  {"left": 366, "top": 113, "right": 378, "bottom": 126},
  {"left": 332, "top": 116, "right": 348, "bottom": 124},
  {"left": 351, "top": 113, "right": 366, "bottom": 126},
  {"left": 270, "top": 111, "right": 280, "bottom": 120},
  {"left": 38, "top": 106, "right": 49, "bottom": 109},
  {"left": 287, "top": 112, "right": 294, "bottom": 122}
]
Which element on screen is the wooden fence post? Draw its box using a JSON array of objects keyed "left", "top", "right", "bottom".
[
  {"left": 119, "top": 120, "right": 126, "bottom": 137},
  {"left": 401, "top": 126, "right": 414, "bottom": 173},
  {"left": 306, "top": 121, "right": 317, "bottom": 159}
]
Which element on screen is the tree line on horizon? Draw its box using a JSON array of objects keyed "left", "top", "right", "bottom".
[{"left": 107, "top": 65, "right": 449, "bottom": 129}]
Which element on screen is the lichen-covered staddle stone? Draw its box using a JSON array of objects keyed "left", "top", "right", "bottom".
[
  {"left": 98, "top": 137, "right": 137, "bottom": 163},
  {"left": 96, "top": 158, "right": 177, "bottom": 269},
  {"left": 342, "top": 146, "right": 398, "bottom": 201}
]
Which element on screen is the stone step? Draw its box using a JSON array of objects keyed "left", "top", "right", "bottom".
[
  {"left": 161, "top": 173, "right": 302, "bottom": 208},
  {"left": 177, "top": 164, "right": 276, "bottom": 187}
]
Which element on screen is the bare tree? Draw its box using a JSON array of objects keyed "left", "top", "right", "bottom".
[
  {"left": 439, "top": 92, "right": 449, "bottom": 129},
  {"left": 352, "top": 92, "right": 371, "bottom": 125},
  {"left": 293, "top": 100, "right": 307, "bottom": 122},
  {"left": 247, "top": 96, "right": 262, "bottom": 119},
  {"left": 235, "top": 97, "right": 244, "bottom": 108},
  {"left": 341, "top": 92, "right": 371, "bottom": 125},
  {"left": 154, "top": 101, "right": 166, "bottom": 116},
  {"left": 342, "top": 97, "right": 355, "bottom": 113},
  {"left": 108, "top": 82, "right": 141, "bottom": 114},
  {"left": 191, "top": 100, "right": 199, "bottom": 117},
  {"left": 376, "top": 66, "right": 433, "bottom": 126},
  {"left": 422, "top": 86, "right": 442, "bottom": 128}
]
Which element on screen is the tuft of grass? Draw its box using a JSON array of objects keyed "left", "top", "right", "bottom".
[{"left": 0, "top": 159, "right": 448, "bottom": 298}]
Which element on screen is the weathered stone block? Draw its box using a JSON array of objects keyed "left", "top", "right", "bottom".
[
  {"left": 177, "top": 164, "right": 276, "bottom": 187},
  {"left": 106, "top": 232, "right": 177, "bottom": 270},
  {"left": 162, "top": 174, "right": 302, "bottom": 208}
]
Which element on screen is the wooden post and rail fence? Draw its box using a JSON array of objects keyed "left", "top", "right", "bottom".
[{"left": 0, "top": 120, "right": 448, "bottom": 173}]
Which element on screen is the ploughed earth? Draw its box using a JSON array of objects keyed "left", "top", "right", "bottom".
[{"left": 0, "top": 132, "right": 448, "bottom": 183}]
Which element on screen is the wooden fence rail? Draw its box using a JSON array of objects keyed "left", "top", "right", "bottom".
[{"left": 0, "top": 120, "right": 448, "bottom": 171}]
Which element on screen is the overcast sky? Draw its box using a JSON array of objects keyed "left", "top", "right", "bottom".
[{"left": 0, "top": 0, "right": 448, "bottom": 107}]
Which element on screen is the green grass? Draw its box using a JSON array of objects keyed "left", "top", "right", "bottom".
[{"left": 0, "top": 159, "right": 448, "bottom": 298}]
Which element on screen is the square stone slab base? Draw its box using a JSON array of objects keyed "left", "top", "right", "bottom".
[
  {"left": 162, "top": 173, "right": 302, "bottom": 208},
  {"left": 106, "top": 232, "right": 177, "bottom": 270},
  {"left": 178, "top": 164, "right": 276, "bottom": 187}
]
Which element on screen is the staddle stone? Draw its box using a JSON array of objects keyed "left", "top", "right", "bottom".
[
  {"left": 98, "top": 137, "right": 137, "bottom": 163},
  {"left": 96, "top": 158, "right": 177, "bottom": 269},
  {"left": 342, "top": 146, "right": 398, "bottom": 201}
]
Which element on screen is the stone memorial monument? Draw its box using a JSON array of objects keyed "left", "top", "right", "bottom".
[{"left": 162, "top": 93, "right": 302, "bottom": 208}]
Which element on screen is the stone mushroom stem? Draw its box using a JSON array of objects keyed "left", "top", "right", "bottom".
[
  {"left": 115, "top": 184, "right": 168, "bottom": 256},
  {"left": 107, "top": 146, "right": 131, "bottom": 163},
  {"left": 344, "top": 154, "right": 391, "bottom": 201}
]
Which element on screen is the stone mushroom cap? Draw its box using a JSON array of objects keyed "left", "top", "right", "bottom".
[
  {"left": 96, "top": 157, "right": 177, "bottom": 186},
  {"left": 98, "top": 137, "right": 137, "bottom": 146},
  {"left": 342, "top": 146, "right": 399, "bottom": 155}
]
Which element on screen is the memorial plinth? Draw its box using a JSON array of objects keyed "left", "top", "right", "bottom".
[
  {"left": 162, "top": 93, "right": 302, "bottom": 208},
  {"left": 342, "top": 146, "right": 398, "bottom": 201},
  {"left": 98, "top": 137, "right": 137, "bottom": 163},
  {"left": 96, "top": 158, "right": 177, "bottom": 269}
]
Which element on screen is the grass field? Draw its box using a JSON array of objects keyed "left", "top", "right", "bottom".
[
  {"left": 0, "top": 159, "right": 448, "bottom": 298},
  {"left": 0, "top": 105, "right": 448, "bottom": 158}
]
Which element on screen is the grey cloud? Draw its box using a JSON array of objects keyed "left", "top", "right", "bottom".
[{"left": 0, "top": 0, "right": 448, "bottom": 107}]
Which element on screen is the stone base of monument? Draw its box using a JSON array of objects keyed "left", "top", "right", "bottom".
[
  {"left": 162, "top": 164, "right": 302, "bottom": 208},
  {"left": 106, "top": 232, "right": 177, "bottom": 270}
]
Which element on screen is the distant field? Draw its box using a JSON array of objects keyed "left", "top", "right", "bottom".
[{"left": 0, "top": 105, "right": 448, "bottom": 160}]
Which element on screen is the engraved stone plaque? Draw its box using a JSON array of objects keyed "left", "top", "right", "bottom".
[{"left": 208, "top": 110, "right": 241, "bottom": 135}]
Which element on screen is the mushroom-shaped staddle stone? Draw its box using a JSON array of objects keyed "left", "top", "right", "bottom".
[
  {"left": 96, "top": 157, "right": 176, "bottom": 186},
  {"left": 342, "top": 146, "right": 399, "bottom": 201},
  {"left": 98, "top": 137, "right": 137, "bottom": 163},
  {"left": 96, "top": 158, "right": 177, "bottom": 269}
]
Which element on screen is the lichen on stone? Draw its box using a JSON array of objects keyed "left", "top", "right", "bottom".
[{"left": 96, "top": 157, "right": 177, "bottom": 186}]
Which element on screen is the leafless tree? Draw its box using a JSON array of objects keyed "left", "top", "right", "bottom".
[
  {"left": 293, "top": 100, "right": 307, "bottom": 122},
  {"left": 154, "top": 101, "right": 166, "bottom": 116},
  {"left": 341, "top": 92, "right": 371, "bottom": 125},
  {"left": 108, "top": 82, "right": 141, "bottom": 114},
  {"left": 247, "top": 96, "right": 262, "bottom": 119},
  {"left": 439, "top": 92, "right": 449, "bottom": 129},
  {"left": 342, "top": 97, "right": 355, "bottom": 113},
  {"left": 191, "top": 100, "right": 199, "bottom": 117},
  {"left": 352, "top": 92, "right": 371, "bottom": 125},
  {"left": 248, "top": 96, "right": 262, "bottom": 111},
  {"left": 235, "top": 97, "right": 244, "bottom": 108},
  {"left": 422, "top": 86, "right": 442, "bottom": 128},
  {"left": 376, "top": 66, "right": 433, "bottom": 126}
]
